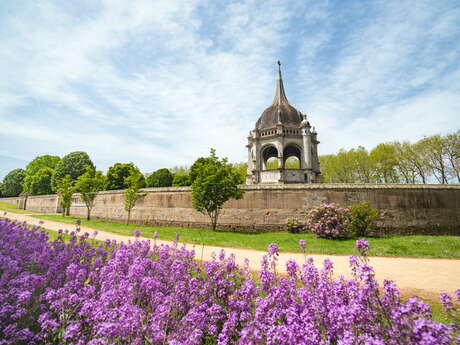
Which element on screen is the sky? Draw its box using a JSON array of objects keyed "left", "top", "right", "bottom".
[{"left": 1, "top": 0, "right": 459, "bottom": 179}]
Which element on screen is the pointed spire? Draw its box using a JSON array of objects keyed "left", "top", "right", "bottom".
[{"left": 272, "top": 60, "right": 289, "bottom": 106}]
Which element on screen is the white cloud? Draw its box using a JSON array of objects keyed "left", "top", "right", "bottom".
[{"left": 0, "top": 0, "right": 459, "bottom": 175}]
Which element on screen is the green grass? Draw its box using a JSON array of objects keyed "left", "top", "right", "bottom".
[
  {"left": 0, "top": 201, "right": 35, "bottom": 214},
  {"left": 31, "top": 214, "right": 460, "bottom": 258}
]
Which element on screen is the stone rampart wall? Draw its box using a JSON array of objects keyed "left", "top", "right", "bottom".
[{"left": 2, "top": 184, "right": 459, "bottom": 235}]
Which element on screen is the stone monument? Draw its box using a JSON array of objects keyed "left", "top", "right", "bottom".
[{"left": 246, "top": 61, "right": 321, "bottom": 184}]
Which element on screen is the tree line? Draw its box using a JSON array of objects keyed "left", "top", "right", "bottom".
[
  {"left": 1, "top": 131, "right": 458, "bottom": 200},
  {"left": 0, "top": 150, "right": 245, "bottom": 229},
  {"left": 320, "top": 131, "right": 459, "bottom": 184}
]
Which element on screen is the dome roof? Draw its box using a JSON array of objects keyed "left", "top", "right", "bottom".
[{"left": 255, "top": 62, "right": 303, "bottom": 130}]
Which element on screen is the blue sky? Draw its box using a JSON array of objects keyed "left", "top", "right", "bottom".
[{"left": 1, "top": 0, "right": 459, "bottom": 179}]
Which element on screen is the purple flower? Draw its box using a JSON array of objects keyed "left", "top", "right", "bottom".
[
  {"left": 440, "top": 292, "right": 453, "bottom": 312},
  {"left": 153, "top": 231, "right": 158, "bottom": 239},
  {"left": 76, "top": 219, "right": 81, "bottom": 226},
  {"left": 355, "top": 239, "right": 369, "bottom": 255},
  {"left": 134, "top": 229, "right": 141, "bottom": 238},
  {"left": 299, "top": 239, "right": 306, "bottom": 249},
  {"left": 0, "top": 215, "right": 456, "bottom": 345},
  {"left": 175, "top": 233, "right": 180, "bottom": 241},
  {"left": 267, "top": 243, "right": 279, "bottom": 257}
]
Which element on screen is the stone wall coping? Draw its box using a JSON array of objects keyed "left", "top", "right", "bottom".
[{"left": 0, "top": 196, "right": 21, "bottom": 201}]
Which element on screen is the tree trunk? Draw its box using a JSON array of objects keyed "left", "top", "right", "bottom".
[
  {"left": 127, "top": 210, "right": 131, "bottom": 225},
  {"left": 87, "top": 207, "right": 91, "bottom": 220},
  {"left": 66, "top": 207, "right": 70, "bottom": 216}
]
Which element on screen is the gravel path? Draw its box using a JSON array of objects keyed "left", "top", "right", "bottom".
[{"left": 5, "top": 211, "right": 459, "bottom": 300}]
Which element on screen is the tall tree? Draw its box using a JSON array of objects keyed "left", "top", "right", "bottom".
[
  {"left": 27, "top": 167, "right": 55, "bottom": 195},
  {"left": 75, "top": 167, "right": 107, "bottom": 220},
  {"left": 444, "top": 131, "right": 460, "bottom": 183},
  {"left": 191, "top": 149, "right": 244, "bottom": 230},
  {"left": 189, "top": 157, "right": 215, "bottom": 183},
  {"left": 419, "top": 135, "right": 448, "bottom": 184},
  {"left": 57, "top": 175, "right": 75, "bottom": 216},
  {"left": 393, "top": 142, "right": 418, "bottom": 184},
  {"left": 172, "top": 173, "right": 191, "bottom": 186},
  {"left": 1, "top": 169, "right": 25, "bottom": 197},
  {"left": 349, "top": 146, "right": 374, "bottom": 183},
  {"left": 123, "top": 172, "right": 146, "bottom": 225},
  {"left": 146, "top": 168, "right": 173, "bottom": 187},
  {"left": 51, "top": 151, "right": 95, "bottom": 191},
  {"left": 23, "top": 155, "right": 60, "bottom": 194},
  {"left": 106, "top": 163, "right": 144, "bottom": 190},
  {"left": 370, "top": 143, "right": 400, "bottom": 183}
]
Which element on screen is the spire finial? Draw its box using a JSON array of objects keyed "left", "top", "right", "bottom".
[{"left": 272, "top": 60, "right": 289, "bottom": 105}]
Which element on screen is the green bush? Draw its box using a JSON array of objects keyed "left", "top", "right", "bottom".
[
  {"left": 146, "top": 168, "right": 173, "bottom": 187},
  {"left": 348, "top": 201, "right": 379, "bottom": 237},
  {"left": 286, "top": 217, "right": 303, "bottom": 233}
]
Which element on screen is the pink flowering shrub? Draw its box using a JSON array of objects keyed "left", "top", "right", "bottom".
[
  {"left": 0, "top": 217, "right": 458, "bottom": 345},
  {"left": 306, "top": 202, "right": 353, "bottom": 239}
]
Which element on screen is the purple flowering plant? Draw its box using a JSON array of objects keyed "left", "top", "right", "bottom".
[
  {"left": 0, "top": 217, "right": 458, "bottom": 345},
  {"left": 305, "top": 202, "right": 353, "bottom": 239}
]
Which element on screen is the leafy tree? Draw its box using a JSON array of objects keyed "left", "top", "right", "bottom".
[
  {"left": 189, "top": 157, "right": 215, "bottom": 183},
  {"left": 419, "top": 135, "right": 448, "bottom": 184},
  {"left": 172, "top": 173, "right": 191, "bottom": 186},
  {"left": 350, "top": 146, "right": 375, "bottom": 183},
  {"left": 170, "top": 166, "right": 189, "bottom": 175},
  {"left": 57, "top": 175, "right": 75, "bottom": 216},
  {"left": 370, "top": 143, "right": 400, "bottom": 183},
  {"left": 106, "top": 163, "right": 144, "bottom": 190},
  {"left": 232, "top": 162, "right": 248, "bottom": 184},
  {"left": 393, "top": 142, "right": 418, "bottom": 184},
  {"left": 124, "top": 173, "right": 146, "bottom": 225},
  {"left": 27, "top": 167, "right": 54, "bottom": 195},
  {"left": 146, "top": 168, "right": 173, "bottom": 187},
  {"left": 75, "top": 167, "right": 107, "bottom": 220},
  {"left": 23, "top": 155, "right": 60, "bottom": 195},
  {"left": 444, "top": 131, "right": 460, "bottom": 183},
  {"left": 1, "top": 169, "right": 25, "bottom": 197},
  {"left": 51, "top": 151, "right": 95, "bottom": 191},
  {"left": 191, "top": 149, "right": 244, "bottom": 230}
]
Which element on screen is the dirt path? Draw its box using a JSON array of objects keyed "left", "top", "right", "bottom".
[{"left": 4, "top": 211, "right": 459, "bottom": 300}]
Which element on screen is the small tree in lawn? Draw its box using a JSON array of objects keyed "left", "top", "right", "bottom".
[
  {"left": 124, "top": 173, "right": 146, "bottom": 225},
  {"left": 57, "top": 175, "right": 75, "bottom": 216},
  {"left": 191, "top": 149, "right": 244, "bottom": 230},
  {"left": 75, "top": 167, "right": 107, "bottom": 220}
]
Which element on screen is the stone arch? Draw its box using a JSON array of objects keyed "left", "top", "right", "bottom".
[
  {"left": 283, "top": 144, "right": 301, "bottom": 169},
  {"left": 261, "top": 145, "right": 279, "bottom": 170}
]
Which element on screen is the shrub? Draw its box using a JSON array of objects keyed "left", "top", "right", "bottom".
[
  {"left": 348, "top": 201, "right": 379, "bottom": 237},
  {"left": 286, "top": 217, "right": 303, "bottom": 233},
  {"left": 306, "top": 202, "right": 352, "bottom": 239},
  {"left": 0, "top": 218, "right": 457, "bottom": 345}
]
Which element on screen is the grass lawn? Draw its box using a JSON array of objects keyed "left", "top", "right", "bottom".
[
  {"left": 32, "top": 214, "right": 460, "bottom": 258},
  {"left": 0, "top": 201, "right": 35, "bottom": 214}
]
